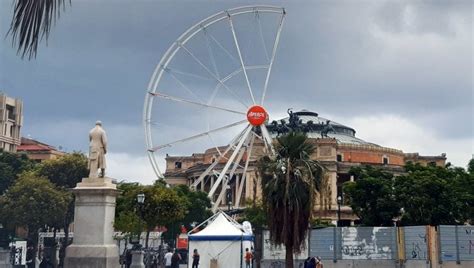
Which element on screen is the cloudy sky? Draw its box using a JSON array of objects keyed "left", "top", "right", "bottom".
[{"left": 1, "top": 0, "right": 472, "bottom": 184}]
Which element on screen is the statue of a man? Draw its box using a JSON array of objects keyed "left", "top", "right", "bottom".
[{"left": 88, "top": 121, "right": 107, "bottom": 178}]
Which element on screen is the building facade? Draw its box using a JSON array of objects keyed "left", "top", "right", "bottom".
[
  {"left": 0, "top": 93, "right": 23, "bottom": 152},
  {"left": 164, "top": 110, "right": 446, "bottom": 224},
  {"left": 17, "top": 137, "right": 66, "bottom": 162}
]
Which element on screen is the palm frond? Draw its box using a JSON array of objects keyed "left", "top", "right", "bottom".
[{"left": 7, "top": 0, "right": 69, "bottom": 59}]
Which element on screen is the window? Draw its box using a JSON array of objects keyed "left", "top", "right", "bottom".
[
  {"left": 428, "top": 161, "right": 437, "bottom": 167},
  {"left": 337, "top": 154, "right": 343, "bottom": 162},
  {"left": 6, "top": 105, "right": 14, "bottom": 120},
  {"left": 10, "top": 125, "right": 14, "bottom": 137},
  {"left": 383, "top": 156, "right": 389, "bottom": 165},
  {"left": 174, "top": 162, "right": 182, "bottom": 169}
]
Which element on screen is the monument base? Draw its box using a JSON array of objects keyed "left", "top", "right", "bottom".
[
  {"left": 65, "top": 245, "right": 119, "bottom": 268},
  {"left": 64, "top": 177, "right": 119, "bottom": 268}
]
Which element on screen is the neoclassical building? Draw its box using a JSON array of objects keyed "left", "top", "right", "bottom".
[
  {"left": 0, "top": 93, "right": 23, "bottom": 152},
  {"left": 164, "top": 110, "right": 446, "bottom": 225}
]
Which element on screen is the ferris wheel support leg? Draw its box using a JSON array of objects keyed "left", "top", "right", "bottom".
[
  {"left": 208, "top": 126, "right": 252, "bottom": 200},
  {"left": 211, "top": 133, "right": 250, "bottom": 212},
  {"left": 260, "top": 125, "right": 275, "bottom": 155},
  {"left": 235, "top": 134, "right": 255, "bottom": 207},
  {"left": 189, "top": 126, "right": 247, "bottom": 190}
]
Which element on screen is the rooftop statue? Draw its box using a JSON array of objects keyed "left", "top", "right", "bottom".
[
  {"left": 321, "top": 120, "right": 336, "bottom": 138},
  {"left": 88, "top": 121, "right": 107, "bottom": 178}
]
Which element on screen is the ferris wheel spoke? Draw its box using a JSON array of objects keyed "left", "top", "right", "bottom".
[
  {"left": 148, "top": 91, "right": 245, "bottom": 115},
  {"left": 202, "top": 27, "right": 220, "bottom": 78},
  {"left": 207, "top": 33, "right": 240, "bottom": 65},
  {"left": 148, "top": 120, "right": 248, "bottom": 152},
  {"left": 261, "top": 10, "right": 286, "bottom": 105},
  {"left": 165, "top": 66, "right": 214, "bottom": 81},
  {"left": 227, "top": 12, "right": 256, "bottom": 105},
  {"left": 179, "top": 44, "right": 250, "bottom": 108},
  {"left": 255, "top": 11, "right": 270, "bottom": 61},
  {"left": 163, "top": 68, "right": 204, "bottom": 103}
]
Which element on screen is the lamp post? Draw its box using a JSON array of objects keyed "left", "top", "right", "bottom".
[
  {"left": 226, "top": 185, "right": 232, "bottom": 211},
  {"left": 337, "top": 195, "right": 342, "bottom": 227},
  {"left": 130, "top": 193, "right": 146, "bottom": 268}
]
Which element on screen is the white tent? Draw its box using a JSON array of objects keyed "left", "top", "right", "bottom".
[{"left": 188, "top": 212, "right": 253, "bottom": 268}]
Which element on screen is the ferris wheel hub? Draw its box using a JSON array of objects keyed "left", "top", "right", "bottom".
[{"left": 247, "top": 105, "right": 268, "bottom": 126}]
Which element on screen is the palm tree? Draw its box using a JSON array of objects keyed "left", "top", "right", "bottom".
[
  {"left": 259, "top": 131, "right": 325, "bottom": 268},
  {"left": 7, "top": 0, "right": 68, "bottom": 59}
]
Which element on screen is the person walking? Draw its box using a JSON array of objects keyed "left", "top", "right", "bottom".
[
  {"left": 315, "top": 256, "right": 323, "bottom": 268},
  {"left": 191, "top": 249, "right": 200, "bottom": 268},
  {"left": 164, "top": 249, "right": 173, "bottom": 268},
  {"left": 244, "top": 248, "right": 253, "bottom": 268},
  {"left": 171, "top": 249, "right": 181, "bottom": 268}
]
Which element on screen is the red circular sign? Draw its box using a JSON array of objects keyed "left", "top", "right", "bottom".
[{"left": 247, "top": 105, "right": 268, "bottom": 126}]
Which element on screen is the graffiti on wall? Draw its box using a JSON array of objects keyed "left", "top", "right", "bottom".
[
  {"left": 404, "top": 226, "right": 428, "bottom": 260},
  {"left": 341, "top": 227, "right": 395, "bottom": 260},
  {"left": 262, "top": 230, "right": 308, "bottom": 260}
]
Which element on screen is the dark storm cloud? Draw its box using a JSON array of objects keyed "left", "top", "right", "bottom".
[{"left": 0, "top": 0, "right": 472, "bottom": 161}]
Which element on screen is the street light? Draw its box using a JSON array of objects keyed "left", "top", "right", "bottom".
[
  {"left": 337, "top": 195, "right": 342, "bottom": 227},
  {"left": 226, "top": 185, "right": 232, "bottom": 211},
  {"left": 137, "top": 193, "right": 145, "bottom": 204},
  {"left": 130, "top": 193, "right": 145, "bottom": 248}
]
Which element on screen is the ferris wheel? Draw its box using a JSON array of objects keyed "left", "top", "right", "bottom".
[{"left": 144, "top": 6, "right": 286, "bottom": 211}]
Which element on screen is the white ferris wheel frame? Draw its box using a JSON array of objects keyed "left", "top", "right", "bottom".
[{"left": 143, "top": 5, "right": 285, "bottom": 211}]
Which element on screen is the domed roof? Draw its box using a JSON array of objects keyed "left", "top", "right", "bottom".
[{"left": 266, "top": 110, "right": 379, "bottom": 146}]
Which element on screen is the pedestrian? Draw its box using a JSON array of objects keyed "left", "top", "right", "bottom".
[
  {"left": 164, "top": 249, "right": 173, "bottom": 268},
  {"left": 192, "top": 249, "right": 200, "bottom": 268},
  {"left": 244, "top": 248, "right": 253, "bottom": 268},
  {"left": 316, "top": 256, "right": 323, "bottom": 268},
  {"left": 125, "top": 249, "right": 132, "bottom": 268},
  {"left": 303, "top": 257, "right": 311, "bottom": 268},
  {"left": 39, "top": 257, "right": 53, "bottom": 268},
  {"left": 171, "top": 249, "right": 182, "bottom": 268},
  {"left": 308, "top": 257, "right": 316, "bottom": 268}
]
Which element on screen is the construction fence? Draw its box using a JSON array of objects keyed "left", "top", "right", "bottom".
[{"left": 261, "top": 225, "right": 474, "bottom": 268}]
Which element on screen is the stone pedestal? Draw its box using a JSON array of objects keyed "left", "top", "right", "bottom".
[
  {"left": 65, "top": 177, "right": 119, "bottom": 268},
  {"left": 130, "top": 250, "right": 145, "bottom": 268}
]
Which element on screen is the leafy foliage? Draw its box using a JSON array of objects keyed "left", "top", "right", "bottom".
[
  {"left": 241, "top": 200, "right": 267, "bottom": 230},
  {"left": 36, "top": 153, "right": 88, "bottom": 189},
  {"left": 8, "top": 0, "right": 69, "bottom": 59},
  {"left": 343, "top": 166, "right": 399, "bottom": 226},
  {"left": 115, "top": 182, "right": 189, "bottom": 246},
  {"left": 1, "top": 172, "right": 70, "bottom": 241},
  {"left": 395, "top": 162, "right": 473, "bottom": 225},
  {"left": 343, "top": 162, "right": 474, "bottom": 226},
  {"left": 259, "top": 131, "right": 324, "bottom": 268},
  {"left": 0, "top": 151, "right": 36, "bottom": 194}
]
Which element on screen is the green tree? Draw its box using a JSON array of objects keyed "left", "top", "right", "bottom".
[
  {"left": 115, "top": 182, "right": 187, "bottom": 248},
  {"left": 8, "top": 0, "right": 69, "bottom": 59},
  {"left": 163, "top": 184, "right": 212, "bottom": 245},
  {"left": 2, "top": 172, "right": 70, "bottom": 266},
  {"left": 343, "top": 166, "right": 400, "bottom": 226},
  {"left": 0, "top": 150, "right": 36, "bottom": 194},
  {"left": 35, "top": 153, "right": 88, "bottom": 266},
  {"left": 258, "top": 132, "right": 324, "bottom": 268},
  {"left": 395, "top": 162, "right": 473, "bottom": 225},
  {"left": 467, "top": 158, "right": 474, "bottom": 174}
]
